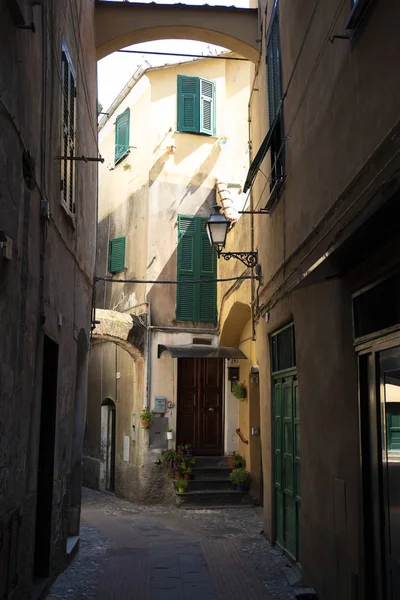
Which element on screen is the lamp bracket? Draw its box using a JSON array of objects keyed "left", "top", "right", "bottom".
[{"left": 218, "top": 250, "right": 258, "bottom": 269}]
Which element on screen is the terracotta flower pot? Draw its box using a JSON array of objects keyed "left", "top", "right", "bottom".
[
  {"left": 183, "top": 473, "right": 191, "bottom": 481},
  {"left": 174, "top": 471, "right": 181, "bottom": 480},
  {"left": 227, "top": 455, "right": 235, "bottom": 469}
]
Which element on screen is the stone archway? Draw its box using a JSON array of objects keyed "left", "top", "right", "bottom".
[
  {"left": 91, "top": 309, "right": 145, "bottom": 358},
  {"left": 95, "top": 2, "right": 260, "bottom": 63}
]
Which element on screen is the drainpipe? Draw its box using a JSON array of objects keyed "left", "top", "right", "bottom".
[
  {"left": 248, "top": 62, "right": 259, "bottom": 342},
  {"left": 145, "top": 302, "right": 151, "bottom": 409}
]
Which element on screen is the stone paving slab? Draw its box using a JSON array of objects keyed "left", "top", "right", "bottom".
[{"left": 46, "top": 488, "right": 295, "bottom": 600}]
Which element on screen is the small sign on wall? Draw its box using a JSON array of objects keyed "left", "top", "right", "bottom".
[
  {"left": 123, "top": 435, "right": 130, "bottom": 462},
  {"left": 154, "top": 396, "right": 167, "bottom": 413}
]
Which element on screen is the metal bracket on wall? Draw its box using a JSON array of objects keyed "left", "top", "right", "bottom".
[
  {"left": 218, "top": 251, "right": 258, "bottom": 269},
  {"left": 54, "top": 156, "right": 105, "bottom": 163}
]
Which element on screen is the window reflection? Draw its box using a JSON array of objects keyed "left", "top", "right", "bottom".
[{"left": 384, "top": 373, "right": 400, "bottom": 564}]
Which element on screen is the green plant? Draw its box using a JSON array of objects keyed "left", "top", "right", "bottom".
[
  {"left": 177, "top": 444, "right": 185, "bottom": 455},
  {"left": 140, "top": 409, "right": 153, "bottom": 428},
  {"left": 230, "top": 468, "right": 251, "bottom": 488},
  {"left": 161, "top": 449, "right": 179, "bottom": 466},
  {"left": 233, "top": 451, "right": 246, "bottom": 469},
  {"left": 232, "top": 382, "right": 247, "bottom": 400},
  {"left": 153, "top": 458, "right": 162, "bottom": 466},
  {"left": 180, "top": 463, "right": 192, "bottom": 475},
  {"left": 167, "top": 428, "right": 173, "bottom": 432},
  {"left": 175, "top": 478, "right": 189, "bottom": 493}
]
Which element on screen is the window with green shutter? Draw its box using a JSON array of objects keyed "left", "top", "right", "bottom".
[
  {"left": 266, "top": 9, "right": 284, "bottom": 190},
  {"left": 177, "top": 76, "right": 216, "bottom": 136},
  {"left": 109, "top": 237, "right": 126, "bottom": 273},
  {"left": 176, "top": 215, "right": 216, "bottom": 322},
  {"left": 115, "top": 109, "right": 130, "bottom": 164}
]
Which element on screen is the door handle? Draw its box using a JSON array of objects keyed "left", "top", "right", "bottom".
[{"left": 208, "top": 407, "right": 215, "bottom": 412}]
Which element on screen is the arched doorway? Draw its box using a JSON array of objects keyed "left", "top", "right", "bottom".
[{"left": 101, "top": 398, "right": 116, "bottom": 492}]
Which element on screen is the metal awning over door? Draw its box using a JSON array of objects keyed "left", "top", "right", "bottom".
[{"left": 157, "top": 344, "right": 246, "bottom": 359}]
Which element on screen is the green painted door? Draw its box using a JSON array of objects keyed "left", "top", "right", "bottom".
[{"left": 273, "top": 373, "right": 301, "bottom": 561}]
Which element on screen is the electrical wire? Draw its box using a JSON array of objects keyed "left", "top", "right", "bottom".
[
  {"left": 95, "top": 275, "right": 258, "bottom": 285},
  {"left": 117, "top": 49, "right": 247, "bottom": 61}
]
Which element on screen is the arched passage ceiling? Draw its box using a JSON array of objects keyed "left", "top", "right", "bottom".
[
  {"left": 95, "top": 1, "right": 260, "bottom": 63},
  {"left": 91, "top": 309, "right": 144, "bottom": 359}
]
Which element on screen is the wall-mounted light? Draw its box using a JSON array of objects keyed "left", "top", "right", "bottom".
[{"left": 206, "top": 205, "right": 260, "bottom": 272}]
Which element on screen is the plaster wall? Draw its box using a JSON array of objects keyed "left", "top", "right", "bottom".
[
  {"left": 96, "top": 56, "right": 251, "bottom": 325},
  {"left": 226, "top": 1, "right": 400, "bottom": 595},
  {"left": 0, "top": 0, "right": 97, "bottom": 593}
]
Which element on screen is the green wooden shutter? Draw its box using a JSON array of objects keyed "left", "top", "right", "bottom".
[
  {"left": 199, "top": 78, "right": 216, "bottom": 136},
  {"left": 177, "top": 76, "right": 200, "bottom": 133},
  {"left": 267, "top": 14, "right": 281, "bottom": 126},
  {"left": 176, "top": 216, "right": 216, "bottom": 322},
  {"left": 109, "top": 237, "right": 126, "bottom": 273},
  {"left": 177, "top": 216, "right": 196, "bottom": 320},
  {"left": 115, "top": 109, "right": 130, "bottom": 163},
  {"left": 387, "top": 412, "right": 400, "bottom": 451},
  {"left": 199, "top": 219, "right": 217, "bottom": 322}
]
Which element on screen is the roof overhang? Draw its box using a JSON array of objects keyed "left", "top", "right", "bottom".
[{"left": 157, "top": 344, "right": 247, "bottom": 359}]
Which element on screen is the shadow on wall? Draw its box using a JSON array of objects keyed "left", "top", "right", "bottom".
[{"left": 149, "top": 132, "right": 221, "bottom": 189}]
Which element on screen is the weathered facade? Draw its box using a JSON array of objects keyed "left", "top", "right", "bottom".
[
  {"left": 0, "top": 0, "right": 97, "bottom": 597},
  {"left": 84, "top": 55, "right": 255, "bottom": 504},
  {"left": 229, "top": 0, "right": 400, "bottom": 598}
]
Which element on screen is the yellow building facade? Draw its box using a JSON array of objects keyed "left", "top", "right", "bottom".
[{"left": 84, "top": 54, "right": 262, "bottom": 505}]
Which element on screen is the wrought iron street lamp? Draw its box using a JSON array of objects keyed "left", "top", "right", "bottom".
[{"left": 206, "top": 205, "right": 259, "bottom": 270}]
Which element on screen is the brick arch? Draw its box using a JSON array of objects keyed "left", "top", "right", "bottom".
[
  {"left": 95, "top": 2, "right": 260, "bottom": 63},
  {"left": 91, "top": 309, "right": 145, "bottom": 359}
]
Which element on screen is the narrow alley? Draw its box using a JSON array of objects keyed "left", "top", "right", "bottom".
[{"left": 46, "top": 488, "right": 297, "bottom": 600}]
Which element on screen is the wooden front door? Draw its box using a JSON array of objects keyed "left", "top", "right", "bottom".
[{"left": 177, "top": 358, "right": 223, "bottom": 455}]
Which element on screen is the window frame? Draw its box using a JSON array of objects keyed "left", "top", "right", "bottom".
[
  {"left": 108, "top": 237, "right": 126, "bottom": 274},
  {"left": 114, "top": 108, "right": 130, "bottom": 165},
  {"left": 60, "top": 44, "right": 77, "bottom": 218},
  {"left": 176, "top": 215, "right": 217, "bottom": 323},
  {"left": 266, "top": 6, "right": 285, "bottom": 196},
  {"left": 177, "top": 75, "right": 216, "bottom": 137},
  {"left": 345, "top": 0, "right": 373, "bottom": 30}
]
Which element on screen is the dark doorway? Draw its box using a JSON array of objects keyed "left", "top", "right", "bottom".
[
  {"left": 360, "top": 346, "right": 400, "bottom": 600},
  {"left": 33, "top": 335, "right": 59, "bottom": 579},
  {"left": 102, "top": 399, "right": 116, "bottom": 492},
  {"left": 177, "top": 358, "right": 223, "bottom": 455}
]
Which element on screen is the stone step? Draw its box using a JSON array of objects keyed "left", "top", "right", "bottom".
[
  {"left": 188, "top": 479, "right": 233, "bottom": 492},
  {"left": 176, "top": 489, "right": 252, "bottom": 506},
  {"left": 192, "top": 455, "right": 230, "bottom": 468},
  {"left": 192, "top": 467, "right": 232, "bottom": 481},
  {"left": 181, "top": 504, "right": 253, "bottom": 510}
]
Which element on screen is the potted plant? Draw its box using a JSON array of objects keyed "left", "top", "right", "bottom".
[
  {"left": 166, "top": 428, "right": 174, "bottom": 440},
  {"left": 233, "top": 451, "right": 246, "bottom": 469},
  {"left": 177, "top": 444, "right": 185, "bottom": 456},
  {"left": 161, "top": 449, "right": 179, "bottom": 471},
  {"left": 175, "top": 478, "right": 189, "bottom": 494},
  {"left": 153, "top": 458, "right": 162, "bottom": 466},
  {"left": 184, "top": 443, "right": 193, "bottom": 456},
  {"left": 232, "top": 382, "right": 247, "bottom": 400},
  {"left": 226, "top": 452, "right": 236, "bottom": 469},
  {"left": 180, "top": 463, "right": 192, "bottom": 481},
  {"left": 140, "top": 408, "right": 153, "bottom": 429},
  {"left": 230, "top": 468, "right": 251, "bottom": 491}
]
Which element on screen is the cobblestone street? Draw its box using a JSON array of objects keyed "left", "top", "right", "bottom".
[{"left": 47, "top": 488, "right": 298, "bottom": 600}]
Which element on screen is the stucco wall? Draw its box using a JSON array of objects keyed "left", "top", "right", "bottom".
[
  {"left": 243, "top": 1, "right": 400, "bottom": 598},
  {"left": 0, "top": 0, "right": 97, "bottom": 594}
]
